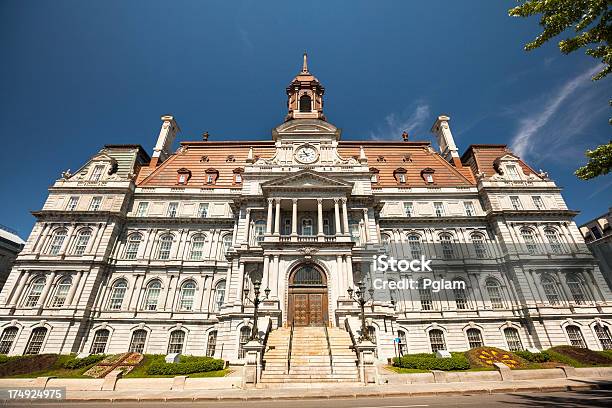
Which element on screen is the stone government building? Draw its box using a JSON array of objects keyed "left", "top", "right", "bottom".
[{"left": 1, "top": 55, "right": 611, "bottom": 371}]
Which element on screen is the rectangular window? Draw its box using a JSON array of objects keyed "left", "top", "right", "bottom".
[
  {"left": 167, "top": 202, "right": 178, "bottom": 218},
  {"left": 510, "top": 196, "right": 523, "bottom": 210},
  {"left": 404, "top": 202, "right": 413, "bottom": 217},
  {"left": 464, "top": 201, "right": 475, "bottom": 216},
  {"left": 591, "top": 226, "right": 602, "bottom": 240},
  {"left": 532, "top": 196, "right": 544, "bottom": 210},
  {"left": 398, "top": 173, "right": 406, "bottom": 183},
  {"left": 206, "top": 331, "right": 217, "bottom": 357},
  {"left": 67, "top": 196, "right": 79, "bottom": 211},
  {"left": 425, "top": 173, "right": 434, "bottom": 183},
  {"left": 197, "top": 203, "right": 208, "bottom": 218},
  {"left": 323, "top": 218, "right": 330, "bottom": 235},
  {"left": 506, "top": 164, "right": 520, "bottom": 180},
  {"left": 419, "top": 288, "right": 433, "bottom": 311},
  {"left": 284, "top": 219, "right": 292, "bottom": 235},
  {"left": 89, "top": 196, "right": 102, "bottom": 211},
  {"left": 135, "top": 202, "right": 149, "bottom": 217},
  {"left": 434, "top": 202, "right": 444, "bottom": 217},
  {"left": 90, "top": 165, "right": 104, "bottom": 181}
]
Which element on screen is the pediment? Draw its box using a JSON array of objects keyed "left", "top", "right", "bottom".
[{"left": 261, "top": 170, "right": 352, "bottom": 190}]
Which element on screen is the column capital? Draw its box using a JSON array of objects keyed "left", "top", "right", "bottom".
[
  {"left": 333, "top": 198, "right": 340, "bottom": 204},
  {"left": 317, "top": 198, "right": 323, "bottom": 204},
  {"left": 292, "top": 198, "right": 298, "bottom": 204},
  {"left": 267, "top": 198, "right": 273, "bottom": 204},
  {"left": 340, "top": 197, "right": 347, "bottom": 204}
]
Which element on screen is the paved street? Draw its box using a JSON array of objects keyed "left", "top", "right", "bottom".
[{"left": 5, "top": 390, "right": 612, "bottom": 407}]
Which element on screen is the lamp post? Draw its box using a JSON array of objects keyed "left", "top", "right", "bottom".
[
  {"left": 243, "top": 279, "right": 270, "bottom": 342},
  {"left": 347, "top": 280, "right": 375, "bottom": 342}
]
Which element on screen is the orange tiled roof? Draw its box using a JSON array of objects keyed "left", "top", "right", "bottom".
[{"left": 461, "top": 144, "right": 539, "bottom": 179}]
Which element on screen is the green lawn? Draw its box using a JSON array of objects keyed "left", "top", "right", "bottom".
[
  {"left": 5, "top": 355, "right": 92, "bottom": 379},
  {"left": 384, "top": 366, "right": 428, "bottom": 374}
]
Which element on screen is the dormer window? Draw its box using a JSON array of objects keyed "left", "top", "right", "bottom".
[
  {"left": 226, "top": 155, "right": 236, "bottom": 162},
  {"left": 205, "top": 168, "right": 219, "bottom": 185},
  {"left": 421, "top": 168, "right": 435, "bottom": 184},
  {"left": 299, "top": 94, "right": 312, "bottom": 112},
  {"left": 369, "top": 168, "right": 379, "bottom": 183},
  {"left": 176, "top": 168, "right": 192, "bottom": 185},
  {"left": 233, "top": 168, "right": 244, "bottom": 184},
  {"left": 90, "top": 165, "right": 105, "bottom": 181},
  {"left": 506, "top": 164, "right": 520, "bottom": 180},
  {"left": 393, "top": 168, "right": 407, "bottom": 184}
]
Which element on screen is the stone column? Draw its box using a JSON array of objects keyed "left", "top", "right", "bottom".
[
  {"left": 334, "top": 199, "right": 342, "bottom": 235},
  {"left": 65, "top": 271, "right": 83, "bottom": 306},
  {"left": 271, "top": 255, "right": 280, "bottom": 298},
  {"left": 242, "top": 341, "right": 265, "bottom": 386},
  {"left": 266, "top": 199, "right": 273, "bottom": 235},
  {"left": 243, "top": 209, "right": 251, "bottom": 243},
  {"left": 341, "top": 198, "right": 350, "bottom": 236},
  {"left": 262, "top": 256, "right": 271, "bottom": 290},
  {"left": 274, "top": 199, "right": 281, "bottom": 235},
  {"left": 317, "top": 198, "right": 324, "bottom": 236},
  {"left": 346, "top": 255, "right": 354, "bottom": 289},
  {"left": 291, "top": 199, "right": 298, "bottom": 236},
  {"left": 8, "top": 271, "right": 30, "bottom": 306},
  {"left": 237, "top": 262, "right": 246, "bottom": 304},
  {"left": 362, "top": 208, "right": 370, "bottom": 242},
  {"left": 37, "top": 271, "right": 57, "bottom": 307}
]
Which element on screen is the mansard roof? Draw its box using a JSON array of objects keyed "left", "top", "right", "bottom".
[{"left": 461, "top": 144, "right": 539, "bottom": 179}]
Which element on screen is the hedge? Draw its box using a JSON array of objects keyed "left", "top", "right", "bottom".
[
  {"left": 393, "top": 352, "right": 470, "bottom": 371},
  {"left": 63, "top": 354, "right": 106, "bottom": 369},
  {"left": 146, "top": 356, "right": 224, "bottom": 375},
  {"left": 515, "top": 350, "right": 551, "bottom": 363}
]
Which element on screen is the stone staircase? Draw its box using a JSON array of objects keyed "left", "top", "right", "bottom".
[{"left": 260, "top": 326, "right": 359, "bottom": 384}]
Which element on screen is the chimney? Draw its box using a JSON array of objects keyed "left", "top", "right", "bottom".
[
  {"left": 150, "top": 115, "right": 180, "bottom": 167},
  {"left": 402, "top": 131, "right": 408, "bottom": 141},
  {"left": 431, "top": 115, "right": 462, "bottom": 167}
]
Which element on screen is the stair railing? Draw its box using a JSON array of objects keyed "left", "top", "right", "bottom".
[
  {"left": 344, "top": 318, "right": 357, "bottom": 351},
  {"left": 324, "top": 325, "right": 334, "bottom": 374},
  {"left": 287, "top": 320, "right": 295, "bottom": 374}
]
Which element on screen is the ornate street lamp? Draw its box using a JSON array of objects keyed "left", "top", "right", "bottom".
[
  {"left": 347, "top": 280, "right": 375, "bottom": 342},
  {"left": 243, "top": 279, "right": 270, "bottom": 342}
]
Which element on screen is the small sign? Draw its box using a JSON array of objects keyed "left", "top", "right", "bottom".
[{"left": 394, "top": 337, "right": 401, "bottom": 343}]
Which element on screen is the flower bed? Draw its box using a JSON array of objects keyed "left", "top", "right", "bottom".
[
  {"left": 83, "top": 353, "right": 143, "bottom": 378},
  {"left": 0, "top": 354, "right": 58, "bottom": 377},
  {"left": 547, "top": 346, "right": 612, "bottom": 367},
  {"left": 465, "top": 347, "right": 528, "bottom": 369}
]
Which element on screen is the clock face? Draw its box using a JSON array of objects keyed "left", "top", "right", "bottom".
[{"left": 295, "top": 145, "right": 318, "bottom": 164}]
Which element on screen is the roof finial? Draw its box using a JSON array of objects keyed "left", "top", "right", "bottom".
[{"left": 302, "top": 51, "right": 309, "bottom": 73}]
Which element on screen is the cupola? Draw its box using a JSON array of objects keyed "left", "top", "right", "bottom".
[{"left": 285, "top": 53, "right": 326, "bottom": 121}]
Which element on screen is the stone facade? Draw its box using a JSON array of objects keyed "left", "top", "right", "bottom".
[
  {"left": 1, "top": 56, "right": 611, "bottom": 363},
  {"left": 580, "top": 208, "right": 612, "bottom": 289},
  {"left": 0, "top": 226, "right": 24, "bottom": 291}
]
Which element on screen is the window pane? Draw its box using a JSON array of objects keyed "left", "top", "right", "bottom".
[
  {"left": 566, "top": 325, "right": 586, "bottom": 348},
  {"left": 0, "top": 327, "right": 18, "bottom": 354},
  {"left": 90, "top": 329, "right": 109, "bottom": 354},
  {"left": 504, "top": 328, "right": 523, "bottom": 351},
  {"left": 167, "top": 331, "right": 185, "bottom": 354},
  {"left": 129, "top": 330, "right": 147, "bottom": 353},
  {"left": 24, "top": 278, "right": 46, "bottom": 307},
  {"left": 429, "top": 330, "right": 446, "bottom": 352},
  {"left": 24, "top": 328, "right": 47, "bottom": 355},
  {"left": 50, "top": 278, "right": 72, "bottom": 307},
  {"left": 206, "top": 331, "right": 217, "bottom": 357},
  {"left": 595, "top": 326, "right": 612, "bottom": 350},
  {"left": 467, "top": 328, "right": 483, "bottom": 348}
]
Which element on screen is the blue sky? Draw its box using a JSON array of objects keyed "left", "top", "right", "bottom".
[{"left": 1, "top": 0, "right": 610, "bottom": 239}]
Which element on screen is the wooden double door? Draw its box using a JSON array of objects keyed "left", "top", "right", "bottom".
[{"left": 287, "top": 264, "right": 328, "bottom": 326}]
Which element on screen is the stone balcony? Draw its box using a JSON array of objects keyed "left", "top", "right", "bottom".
[{"left": 264, "top": 234, "right": 354, "bottom": 244}]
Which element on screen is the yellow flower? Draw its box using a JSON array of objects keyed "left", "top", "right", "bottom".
[{"left": 485, "top": 360, "right": 493, "bottom": 365}]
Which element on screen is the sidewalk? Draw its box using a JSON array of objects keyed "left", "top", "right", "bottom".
[{"left": 8, "top": 376, "right": 611, "bottom": 402}]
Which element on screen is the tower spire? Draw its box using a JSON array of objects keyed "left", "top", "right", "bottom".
[{"left": 302, "top": 51, "right": 309, "bottom": 73}]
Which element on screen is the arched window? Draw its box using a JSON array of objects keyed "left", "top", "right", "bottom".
[
  {"left": 254, "top": 220, "right": 266, "bottom": 242},
  {"left": 292, "top": 265, "right": 324, "bottom": 285},
  {"left": 565, "top": 325, "right": 586, "bottom": 348},
  {"left": 24, "top": 327, "right": 47, "bottom": 355},
  {"left": 301, "top": 218, "right": 313, "bottom": 236},
  {"left": 471, "top": 233, "right": 487, "bottom": 258},
  {"left": 129, "top": 329, "right": 147, "bottom": 353},
  {"left": 0, "top": 327, "right": 19, "bottom": 354},
  {"left": 222, "top": 235, "right": 232, "bottom": 256},
  {"left": 408, "top": 234, "right": 423, "bottom": 259},
  {"left": 238, "top": 326, "right": 251, "bottom": 358},
  {"left": 520, "top": 228, "right": 537, "bottom": 255},
  {"left": 541, "top": 276, "right": 561, "bottom": 305},
  {"left": 90, "top": 329, "right": 110, "bottom": 354},
  {"left": 167, "top": 330, "right": 185, "bottom": 354},
  {"left": 179, "top": 281, "right": 196, "bottom": 311},
  {"left": 486, "top": 278, "right": 504, "bottom": 309},
  {"left": 566, "top": 274, "right": 588, "bottom": 304},
  {"left": 157, "top": 234, "right": 173, "bottom": 260},
  {"left": 439, "top": 234, "right": 454, "bottom": 259},
  {"left": 348, "top": 219, "right": 360, "bottom": 243},
  {"left": 397, "top": 330, "right": 408, "bottom": 356},
  {"left": 429, "top": 329, "right": 446, "bottom": 352},
  {"left": 48, "top": 228, "right": 67, "bottom": 255},
  {"left": 108, "top": 280, "right": 127, "bottom": 310},
  {"left": 381, "top": 234, "right": 391, "bottom": 254},
  {"left": 544, "top": 228, "right": 563, "bottom": 254},
  {"left": 594, "top": 325, "right": 612, "bottom": 350},
  {"left": 466, "top": 328, "right": 484, "bottom": 349},
  {"left": 453, "top": 279, "right": 468, "bottom": 310},
  {"left": 125, "top": 233, "right": 142, "bottom": 260},
  {"left": 24, "top": 277, "right": 46, "bottom": 307},
  {"left": 189, "top": 234, "right": 206, "bottom": 260},
  {"left": 299, "top": 94, "right": 312, "bottom": 112},
  {"left": 142, "top": 281, "right": 162, "bottom": 311},
  {"left": 206, "top": 330, "right": 217, "bottom": 357},
  {"left": 50, "top": 276, "right": 72, "bottom": 308},
  {"left": 214, "top": 280, "right": 226, "bottom": 312},
  {"left": 73, "top": 229, "right": 92, "bottom": 256},
  {"left": 418, "top": 279, "right": 433, "bottom": 311},
  {"left": 504, "top": 327, "right": 523, "bottom": 351}
]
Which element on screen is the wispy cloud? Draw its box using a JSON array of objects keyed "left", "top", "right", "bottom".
[
  {"left": 370, "top": 102, "right": 430, "bottom": 140},
  {"left": 510, "top": 64, "right": 603, "bottom": 159}
]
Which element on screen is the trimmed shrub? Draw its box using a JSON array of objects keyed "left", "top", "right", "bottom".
[
  {"left": 515, "top": 350, "right": 551, "bottom": 363},
  {"left": 0, "top": 354, "right": 58, "bottom": 377},
  {"left": 63, "top": 354, "right": 106, "bottom": 369},
  {"left": 146, "top": 356, "right": 224, "bottom": 375},
  {"left": 392, "top": 352, "right": 470, "bottom": 371},
  {"left": 547, "top": 346, "right": 612, "bottom": 367},
  {"left": 465, "top": 347, "right": 528, "bottom": 369},
  {"left": 599, "top": 350, "right": 612, "bottom": 361},
  {"left": 0, "top": 355, "right": 9, "bottom": 365}
]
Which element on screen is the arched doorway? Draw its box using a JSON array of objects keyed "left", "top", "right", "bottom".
[{"left": 288, "top": 264, "right": 328, "bottom": 326}]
